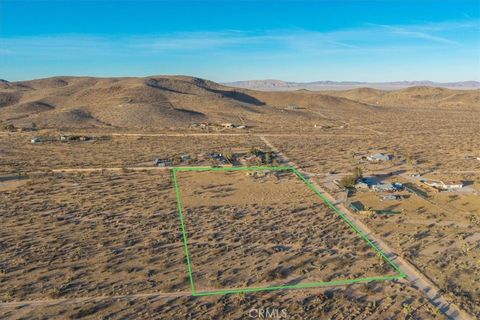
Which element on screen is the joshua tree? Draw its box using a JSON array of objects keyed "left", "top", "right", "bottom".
[
  {"left": 461, "top": 241, "right": 471, "bottom": 256},
  {"left": 3, "top": 123, "right": 15, "bottom": 131},
  {"left": 264, "top": 152, "right": 272, "bottom": 164},
  {"left": 173, "top": 155, "right": 182, "bottom": 165},
  {"left": 338, "top": 175, "right": 357, "bottom": 188},
  {"left": 338, "top": 167, "right": 363, "bottom": 188},
  {"left": 224, "top": 150, "right": 235, "bottom": 162},
  {"left": 353, "top": 166, "right": 363, "bottom": 180},
  {"left": 401, "top": 303, "right": 412, "bottom": 319},
  {"left": 248, "top": 146, "right": 259, "bottom": 156}
]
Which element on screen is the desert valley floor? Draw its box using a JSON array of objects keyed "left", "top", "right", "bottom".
[{"left": 0, "top": 76, "right": 479, "bottom": 319}]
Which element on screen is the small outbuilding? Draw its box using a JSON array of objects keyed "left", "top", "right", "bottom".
[
  {"left": 31, "top": 137, "right": 41, "bottom": 144},
  {"left": 154, "top": 158, "right": 173, "bottom": 167},
  {"left": 381, "top": 195, "right": 402, "bottom": 201},
  {"left": 367, "top": 153, "right": 392, "bottom": 162},
  {"left": 372, "top": 183, "right": 397, "bottom": 192}
]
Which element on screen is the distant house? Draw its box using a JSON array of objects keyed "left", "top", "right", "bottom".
[
  {"left": 154, "top": 158, "right": 173, "bottom": 167},
  {"left": 422, "top": 179, "right": 464, "bottom": 191},
  {"left": 381, "top": 195, "right": 402, "bottom": 201},
  {"left": 372, "top": 183, "right": 397, "bottom": 192},
  {"left": 348, "top": 201, "right": 374, "bottom": 214},
  {"left": 393, "top": 182, "right": 404, "bottom": 190},
  {"left": 439, "top": 180, "right": 463, "bottom": 190},
  {"left": 349, "top": 201, "right": 365, "bottom": 212},
  {"left": 180, "top": 154, "right": 190, "bottom": 162},
  {"left": 443, "top": 181, "right": 464, "bottom": 190},
  {"left": 221, "top": 123, "right": 235, "bottom": 128},
  {"left": 367, "top": 153, "right": 392, "bottom": 162}
]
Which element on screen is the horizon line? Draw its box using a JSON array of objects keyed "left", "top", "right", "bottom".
[{"left": 2, "top": 74, "right": 479, "bottom": 85}]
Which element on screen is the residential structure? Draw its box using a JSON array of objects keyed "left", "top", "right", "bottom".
[
  {"left": 367, "top": 153, "right": 392, "bottom": 162},
  {"left": 422, "top": 179, "right": 464, "bottom": 191},
  {"left": 372, "top": 183, "right": 397, "bottom": 192},
  {"left": 381, "top": 195, "right": 402, "bottom": 201},
  {"left": 154, "top": 158, "right": 173, "bottom": 167}
]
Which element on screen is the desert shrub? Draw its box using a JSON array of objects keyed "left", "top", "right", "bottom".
[
  {"left": 339, "top": 175, "right": 357, "bottom": 188},
  {"left": 469, "top": 214, "right": 480, "bottom": 226},
  {"left": 2, "top": 124, "right": 15, "bottom": 131}
]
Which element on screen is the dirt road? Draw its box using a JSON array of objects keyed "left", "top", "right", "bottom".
[
  {"left": 0, "top": 290, "right": 193, "bottom": 309},
  {"left": 0, "top": 134, "right": 472, "bottom": 319},
  {"left": 50, "top": 166, "right": 171, "bottom": 173}
]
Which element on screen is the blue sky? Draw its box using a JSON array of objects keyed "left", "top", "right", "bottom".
[{"left": 0, "top": 0, "right": 479, "bottom": 82}]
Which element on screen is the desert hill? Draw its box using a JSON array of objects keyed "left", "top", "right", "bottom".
[
  {"left": 0, "top": 76, "right": 268, "bottom": 129},
  {"left": 0, "top": 76, "right": 377, "bottom": 130},
  {"left": 0, "top": 75, "right": 478, "bottom": 130},
  {"left": 325, "top": 86, "right": 480, "bottom": 109}
]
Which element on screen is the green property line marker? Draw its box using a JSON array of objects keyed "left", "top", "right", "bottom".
[
  {"left": 173, "top": 165, "right": 294, "bottom": 172},
  {"left": 193, "top": 274, "right": 405, "bottom": 297},
  {"left": 172, "top": 166, "right": 406, "bottom": 296},
  {"left": 172, "top": 168, "right": 196, "bottom": 294},
  {"left": 290, "top": 167, "right": 406, "bottom": 278}
]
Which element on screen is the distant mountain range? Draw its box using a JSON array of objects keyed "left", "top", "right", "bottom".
[{"left": 223, "top": 80, "right": 480, "bottom": 91}]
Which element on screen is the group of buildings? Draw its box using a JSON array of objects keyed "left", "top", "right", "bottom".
[
  {"left": 190, "top": 122, "right": 247, "bottom": 130},
  {"left": 31, "top": 135, "right": 106, "bottom": 144},
  {"left": 153, "top": 149, "right": 277, "bottom": 168},
  {"left": 354, "top": 178, "right": 404, "bottom": 193}
]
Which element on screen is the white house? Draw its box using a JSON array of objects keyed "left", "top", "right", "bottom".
[
  {"left": 367, "top": 153, "right": 391, "bottom": 162},
  {"left": 442, "top": 180, "right": 464, "bottom": 190},
  {"left": 372, "top": 183, "right": 397, "bottom": 192},
  {"left": 423, "top": 179, "right": 463, "bottom": 191}
]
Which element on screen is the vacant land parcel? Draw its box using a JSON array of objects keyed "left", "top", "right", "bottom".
[
  {"left": 173, "top": 167, "right": 404, "bottom": 295},
  {"left": 0, "top": 170, "right": 189, "bottom": 301}
]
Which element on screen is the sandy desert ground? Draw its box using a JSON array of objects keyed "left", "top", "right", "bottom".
[
  {"left": 176, "top": 169, "right": 398, "bottom": 293},
  {"left": 1, "top": 76, "right": 479, "bottom": 319}
]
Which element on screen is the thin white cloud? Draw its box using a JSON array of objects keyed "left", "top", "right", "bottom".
[
  {"left": 0, "top": 35, "right": 113, "bottom": 56},
  {"left": 373, "top": 24, "right": 459, "bottom": 45},
  {"left": 0, "top": 19, "right": 477, "bottom": 57}
]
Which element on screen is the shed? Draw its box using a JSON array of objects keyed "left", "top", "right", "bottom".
[
  {"left": 367, "top": 153, "right": 392, "bottom": 162},
  {"left": 31, "top": 137, "right": 41, "bottom": 144},
  {"left": 154, "top": 158, "right": 173, "bottom": 167},
  {"left": 372, "top": 183, "right": 396, "bottom": 192}
]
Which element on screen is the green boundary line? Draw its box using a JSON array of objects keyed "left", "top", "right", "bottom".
[
  {"left": 290, "top": 168, "right": 406, "bottom": 278},
  {"left": 172, "top": 169, "right": 196, "bottom": 294},
  {"left": 172, "top": 165, "right": 406, "bottom": 296},
  {"left": 174, "top": 165, "right": 294, "bottom": 172}
]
